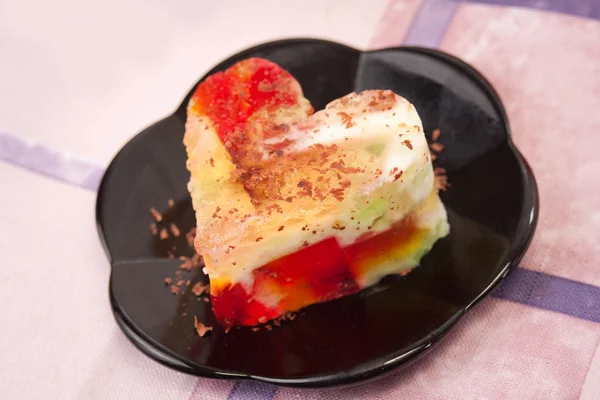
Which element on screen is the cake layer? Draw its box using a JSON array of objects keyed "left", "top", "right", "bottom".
[{"left": 210, "top": 190, "right": 448, "bottom": 327}]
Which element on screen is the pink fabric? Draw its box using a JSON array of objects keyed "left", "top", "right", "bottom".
[
  {"left": 369, "top": 0, "right": 422, "bottom": 48},
  {"left": 0, "top": 164, "right": 234, "bottom": 400},
  {"left": 581, "top": 344, "right": 600, "bottom": 399},
  {"left": 441, "top": 3, "right": 600, "bottom": 289},
  {"left": 275, "top": 298, "right": 600, "bottom": 399},
  {"left": 0, "top": 0, "right": 390, "bottom": 166}
]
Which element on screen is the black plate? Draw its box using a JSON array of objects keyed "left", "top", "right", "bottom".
[{"left": 96, "top": 38, "right": 538, "bottom": 388}]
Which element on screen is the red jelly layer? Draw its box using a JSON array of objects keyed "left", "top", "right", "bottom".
[
  {"left": 210, "top": 220, "right": 420, "bottom": 328},
  {"left": 191, "top": 57, "right": 310, "bottom": 157}
]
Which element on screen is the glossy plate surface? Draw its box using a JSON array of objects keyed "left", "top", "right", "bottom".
[{"left": 96, "top": 39, "right": 538, "bottom": 388}]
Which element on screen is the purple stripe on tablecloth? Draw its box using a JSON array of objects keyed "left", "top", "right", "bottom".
[
  {"left": 463, "top": 0, "right": 600, "bottom": 20},
  {"left": 492, "top": 268, "right": 600, "bottom": 323},
  {"left": 0, "top": 132, "right": 104, "bottom": 191},
  {"left": 403, "top": 0, "right": 460, "bottom": 47},
  {"left": 228, "top": 380, "right": 278, "bottom": 400}
]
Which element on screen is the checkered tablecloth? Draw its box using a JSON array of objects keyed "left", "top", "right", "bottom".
[{"left": 2, "top": 0, "right": 599, "bottom": 399}]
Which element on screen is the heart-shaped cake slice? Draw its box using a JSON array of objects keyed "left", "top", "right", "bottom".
[{"left": 184, "top": 58, "right": 449, "bottom": 328}]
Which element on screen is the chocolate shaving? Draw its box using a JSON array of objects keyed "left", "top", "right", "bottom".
[
  {"left": 332, "top": 222, "right": 346, "bottom": 230},
  {"left": 149, "top": 207, "right": 163, "bottom": 222},
  {"left": 266, "top": 204, "right": 283, "bottom": 215},
  {"left": 313, "top": 187, "right": 326, "bottom": 201},
  {"left": 194, "top": 316, "right": 213, "bottom": 337},
  {"left": 186, "top": 228, "right": 196, "bottom": 248},
  {"left": 159, "top": 228, "right": 169, "bottom": 240},
  {"left": 330, "top": 160, "right": 362, "bottom": 174},
  {"left": 430, "top": 143, "right": 444, "bottom": 152},
  {"left": 330, "top": 187, "right": 345, "bottom": 201},
  {"left": 169, "top": 223, "right": 180, "bottom": 237},
  {"left": 435, "top": 175, "right": 450, "bottom": 191},
  {"left": 192, "top": 282, "right": 208, "bottom": 296},
  {"left": 337, "top": 112, "right": 355, "bottom": 128},
  {"left": 434, "top": 166, "right": 450, "bottom": 191},
  {"left": 179, "top": 254, "right": 204, "bottom": 270}
]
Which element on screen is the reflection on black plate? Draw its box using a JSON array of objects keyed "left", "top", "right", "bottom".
[{"left": 96, "top": 39, "right": 538, "bottom": 388}]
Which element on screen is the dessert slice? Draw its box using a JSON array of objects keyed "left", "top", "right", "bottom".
[{"left": 184, "top": 58, "right": 449, "bottom": 328}]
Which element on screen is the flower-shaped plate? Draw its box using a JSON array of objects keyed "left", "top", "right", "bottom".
[{"left": 96, "top": 38, "right": 539, "bottom": 388}]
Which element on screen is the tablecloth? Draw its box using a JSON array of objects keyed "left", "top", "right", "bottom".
[{"left": 1, "top": 0, "right": 599, "bottom": 399}]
